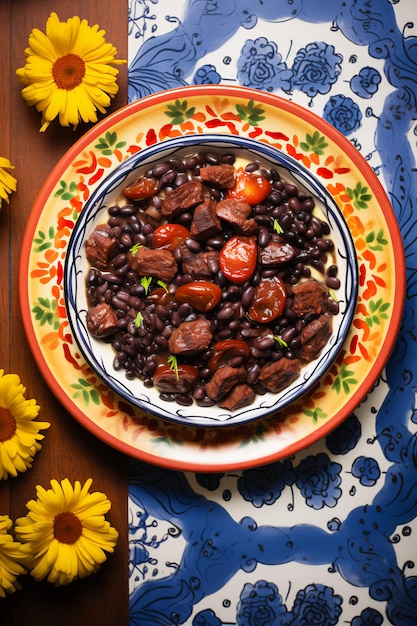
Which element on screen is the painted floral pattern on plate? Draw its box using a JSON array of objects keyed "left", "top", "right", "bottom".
[{"left": 25, "top": 89, "right": 398, "bottom": 470}]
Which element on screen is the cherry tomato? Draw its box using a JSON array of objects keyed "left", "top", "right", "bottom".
[
  {"left": 123, "top": 176, "right": 159, "bottom": 200},
  {"left": 227, "top": 167, "right": 272, "bottom": 205},
  {"left": 208, "top": 339, "right": 251, "bottom": 372},
  {"left": 219, "top": 235, "right": 257, "bottom": 284},
  {"left": 248, "top": 275, "right": 287, "bottom": 323},
  {"left": 175, "top": 281, "right": 221, "bottom": 312},
  {"left": 153, "top": 223, "right": 190, "bottom": 251},
  {"left": 153, "top": 364, "right": 199, "bottom": 393}
]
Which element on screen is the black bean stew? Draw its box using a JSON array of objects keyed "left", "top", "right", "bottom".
[{"left": 84, "top": 150, "right": 341, "bottom": 412}]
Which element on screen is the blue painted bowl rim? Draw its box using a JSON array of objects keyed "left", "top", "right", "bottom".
[{"left": 64, "top": 133, "right": 358, "bottom": 428}]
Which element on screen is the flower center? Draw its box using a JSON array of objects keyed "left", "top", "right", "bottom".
[
  {"left": 53, "top": 511, "right": 83, "bottom": 544},
  {"left": 52, "top": 53, "right": 86, "bottom": 90},
  {"left": 0, "top": 407, "right": 16, "bottom": 442}
]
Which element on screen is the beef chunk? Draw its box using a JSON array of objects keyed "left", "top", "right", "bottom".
[
  {"left": 85, "top": 225, "right": 118, "bottom": 269},
  {"left": 215, "top": 198, "right": 255, "bottom": 234},
  {"left": 133, "top": 246, "right": 177, "bottom": 282},
  {"left": 199, "top": 164, "right": 235, "bottom": 188},
  {"left": 292, "top": 279, "right": 328, "bottom": 316},
  {"left": 168, "top": 318, "right": 213, "bottom": 355},
  {"left": 236, "top": 217, "right": 258, "bottom": 235},
  {"left": 86, "top": 303, "right": 118, "bottom": 337},
  {"left": 301, "top": 313, "right": 332, "bottom": 361},
  {"left": 218, "top": 383, "right": 256, "bottom": 411},
  {"left": 190, "top": 197, "right": 222, "bottom": 241},
  {"left": 205, "top": 365, "right": 247, "bottom": 401},
  {"left": 258, "top": 358, "right": 301, "bottom": 393},
  {"left": 181, "top": 247, "right": 219, "bottom": 279},
  {"left": 162, "top": 180, "right": 203, "bottom": 217},
  {"left": 259, "top": 241, "right": 296, "bottom": 266}
]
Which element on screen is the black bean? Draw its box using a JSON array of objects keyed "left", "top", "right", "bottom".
[
  {"left": 193, "top": 386, "right": 206, "bottom": 401},
  {"left": 204, "top": 152, "right": 221, "bottom": 165},
  {"left": 108, "top": 216, "right": 122, "bottom": 227},
  {"left": 302, "top": 198, "right": 315, "bottom": 211},
  {"left": 327, "top": 298, "right": 340, "bottom": 315},
  {"left": 170, "top": 158, "right": 187, "bottom": 172},
  {"left": 247, "top": 364, "right": 260, "bottom": 385},
  {"left": 185, "top": 155, "right": 200, "bottom": 169},
  {"left": 229, "top": 356, "right": 244, "bottom": 368},
  {"left": 119, "top": 205, "right": 137, "bottom": 217},
  {"left": 196, "top": 397, "right": 216, "bottom": 407},
  {"left": 326, "top": 276, "right": 341, "bottom": 290},
  {"left": 269, "top": 190, "right": 283, "bottom": 205},
  {"left": 128, "top": 216, "right": 141, "bottom": 233},
  {"left": 176, "top": 394, "right": 194, "bottom": 406},
  {"left": 115, "top": 264, "right": 130, "bottom": 277},
  {"left": 217, "top": 304, "right": 234, "bottom": 321},
  {"left": 175, "top": 172, "right": 188, "bottom": 187},
  {"left": 206, "top": 236, "right": 225, "bottom": 248},
  {"left": 152, "top": 162, "right": 171, "bottom": 177},
  {"left": 120, "top": 233, "right": 133, "bottom": 248},
  {"left": 257, "top": 227, "right": 270, "bottom": 248},
  {"left": 221, "top": 153, "right": 235, "bottom": 165},
  {"left": 281, "top": 327, "right": 297, "bottom": 343},
  {"left": 284, "top": 183, "right": 298, "bottom": 197},
  {"left": 154, "top": 335, "right": 168, "bottom": 349},
  {"left": 106, "top": 274, "right": 123, "bottom": 285},
  {"left": 257, "top": 336, "right": 275, "bottom": 350}
]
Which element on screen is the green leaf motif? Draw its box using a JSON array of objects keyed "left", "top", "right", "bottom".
[
  {"left": 299, "top": 130, "right": 328, "bottom": 155},
  {"left": 164, "top": 99, "right": 196, "bottom": 124},
  {"left": 235, "top": 100, "right": 266, "bottom": 126},
  {"left": 332, "top": 364, "right": 358, "bottom": 395},
  {"left": 303, "top": 407, "right": 327, "bottom": 424},
  {"left": 365, "top": 228, "right": 388, "bottom": 251},
  {"left": 95, "top": 131, "right": 127, "bottom": 155},
  {"left": 70, "top": 379, "right": 101, "bottom": 405},
  {"left": 153, "top": 435, "right": 184, "bottom": 447},
  {"left": 346, "top": 181, "right": 373, "bottom": 210},
  {"left": 32, "top": 297, "right": 59, "bottom": 330},
  {"left": 54, "top": 180, "right": 78, "bottom": 201},
  {"left": 239, "top": 422, "right": 267, "bottom": 447},
  {"left": 33, "top": 227, "right": 55, "bottom": 253},
  {"left": 365, "top": 298, "right": 390, "bottom": 327}
]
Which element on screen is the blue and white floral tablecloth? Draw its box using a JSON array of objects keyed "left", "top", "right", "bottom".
[{"left": 127, "top": 2, "right": 417, "bottom": 624}]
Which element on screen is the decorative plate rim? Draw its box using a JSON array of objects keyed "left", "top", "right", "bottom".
[{"left": 18, "top": 85, "right": 405, "bottom": 471}]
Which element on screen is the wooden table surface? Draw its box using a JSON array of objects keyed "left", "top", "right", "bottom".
[{"left": 1, "top": 2, "right": 129, "bottom": 624}]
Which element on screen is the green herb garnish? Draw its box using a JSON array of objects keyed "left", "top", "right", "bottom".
[
  {"left": 135, "top": 312, "right": 143, "bottom": 328},
  {"left": 140, "top": 276, "right": 153, "bottom": 295},
  {"left": 273, "top": 219, "right": 284, "bottom": 234},
  {"left": 274, "top": 335, "right": 288, "bottom": 348},
  {"left": 130, "top": 242, "right": 142, "bottom": 255},
  {"left": 157, "top": 280, "right": 168, "bottom": 292},
  {"left": 167, "top": 355, "right": 179, "bottom": 380}
]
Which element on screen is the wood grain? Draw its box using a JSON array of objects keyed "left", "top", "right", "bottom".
[{"left": 1, "top": 2, "right": 129, "bottom": 623}]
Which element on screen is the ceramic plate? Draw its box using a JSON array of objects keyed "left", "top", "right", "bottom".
[{"left": 19, "top": 85, "right": 405, "bottom": 471}]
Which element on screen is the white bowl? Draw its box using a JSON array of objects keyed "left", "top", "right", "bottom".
[{"left": 64, "top": 134, "right": 358, "bottom": 427}]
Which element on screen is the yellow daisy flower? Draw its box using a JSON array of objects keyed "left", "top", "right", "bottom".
[
  {"left": 16, "top": 12, "right": 126, "bottom": 132},
  {"left": 0, "top": 514, "right": 31, "bottom": 597},
  {"left": 0, "top": 157, "right": 17, "bottom": 209},
  {"left": 0, "top": 370, "right": 50, "bottom": 480},
  {"left": 15, "top": 478, "right": 118, "bottom": 586}
]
